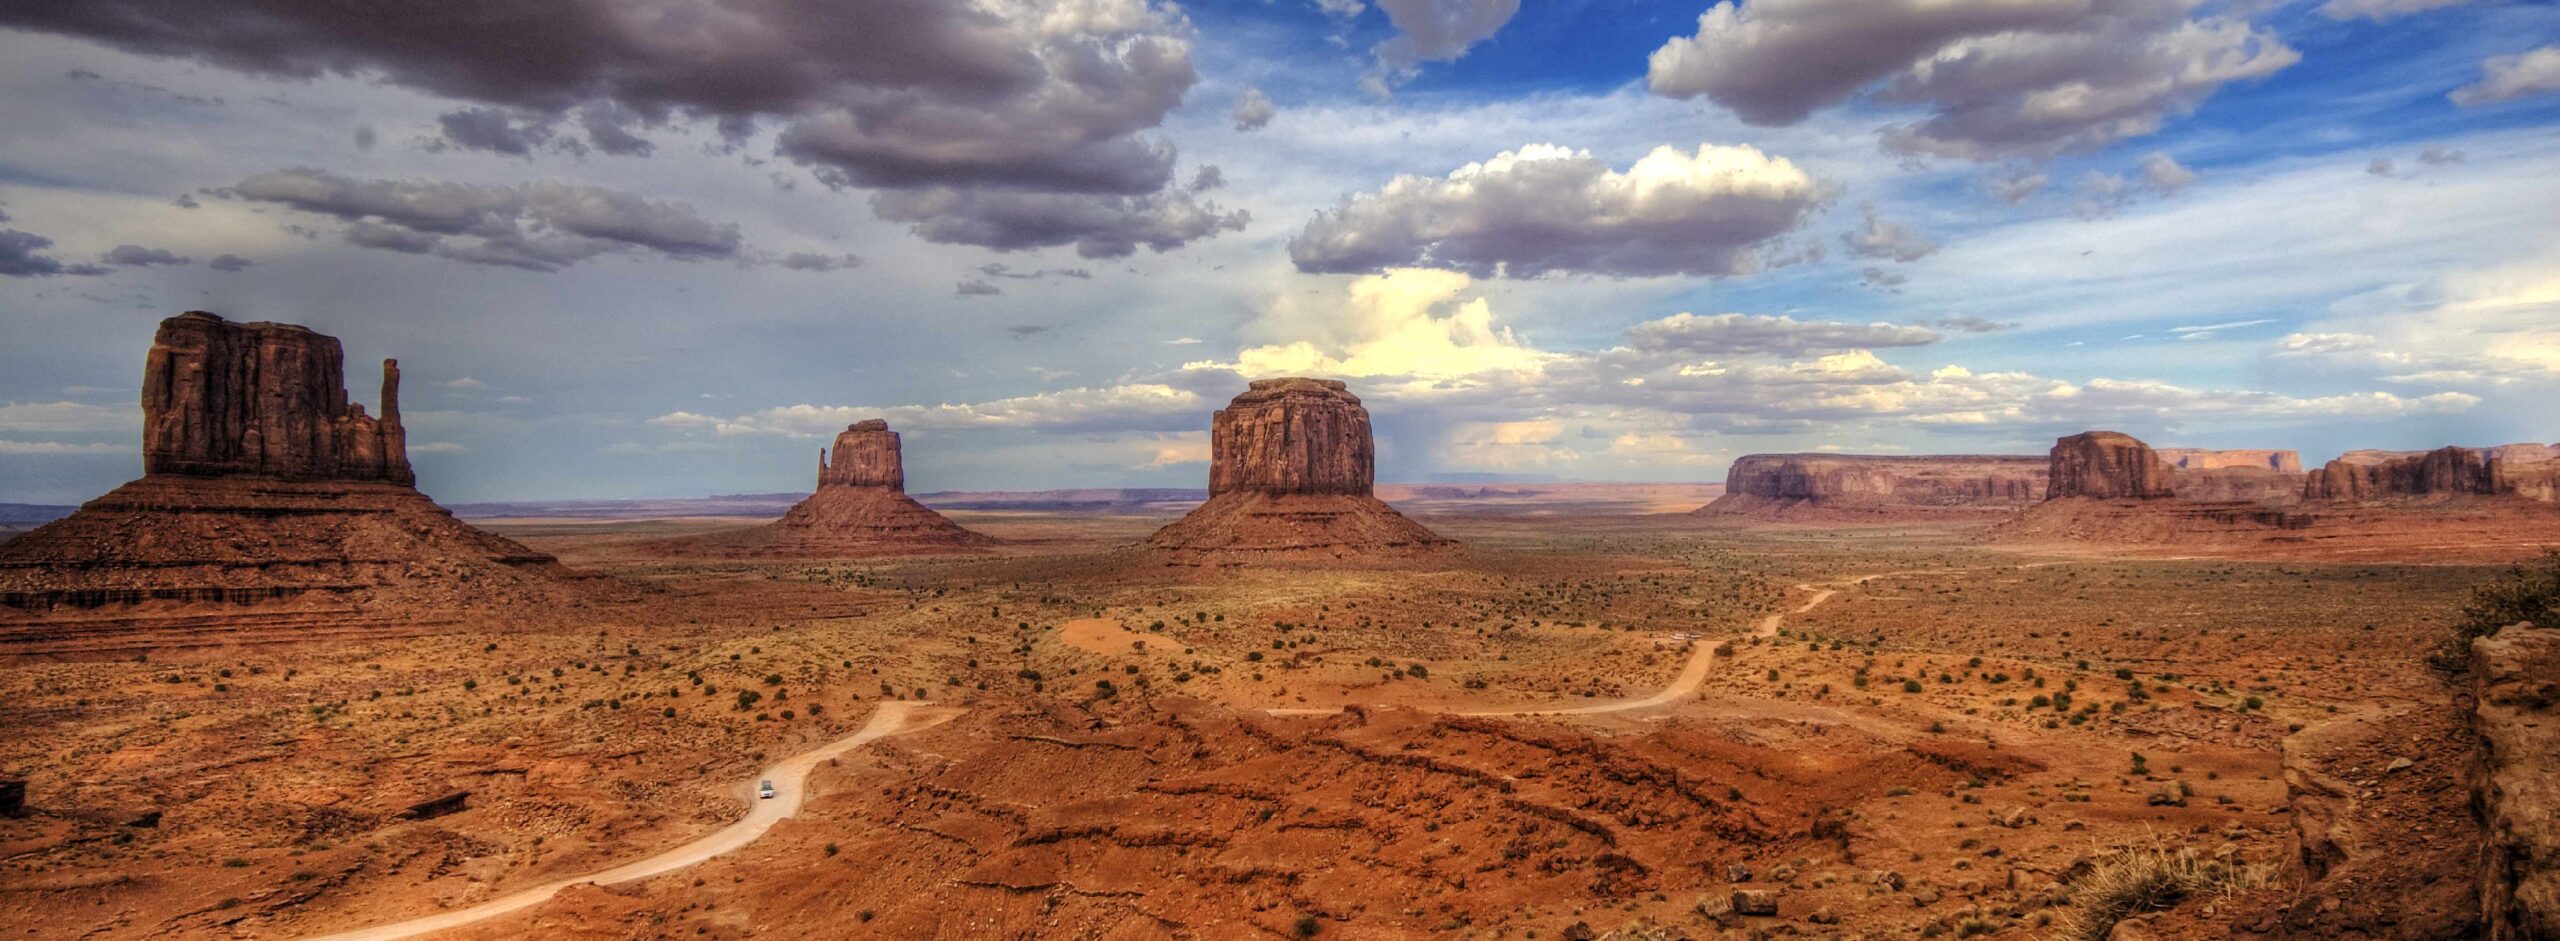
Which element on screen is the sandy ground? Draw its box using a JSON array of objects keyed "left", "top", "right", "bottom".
[{"left": 0, "top": 508, "right": 2533, "bottom": 939}]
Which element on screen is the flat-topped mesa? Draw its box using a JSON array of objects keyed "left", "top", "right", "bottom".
[
  {"left": 1209, "top": 378, "right": 1375, "bottom": 497},
  {"left": 1146, "top": 378, "right": 1448, "bottom": 560},
  {"left": 2046, "top": 431, "right": 2175, "bottom": 500},
  {"left": 2304, "top": 442, "right": 2560, "bottom": 502},
  {"left": 142, "top": 311, "right": 411, "bottom": 485},
  {"left": 818, "top": 420, "right": 904, "bottom": 491},
  {"left": 1698, "top": 453, "right": 2045, "bottom": 519},
  {"left": 2157, "top": 448, "right": 2301, "bottom": 474}
]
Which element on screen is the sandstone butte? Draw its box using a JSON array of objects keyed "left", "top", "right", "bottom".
[
  {"left": 2046, "top": 430, "right": 2178, "bottom": 500},
  {"left": 0, "top": 312, "right": 573, "bottom": 655},
  {"left": 1696, "top": 453, "right": 2047, "bottom": 519},
  {"left": 657, "top": 420, "right": 994, "bottom": 557},
  {"left": 1143, "top": 378, "right": 1451, "bottom": 561}
]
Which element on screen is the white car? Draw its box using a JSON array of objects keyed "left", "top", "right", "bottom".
[{"left": 758, "top": 780, "right": 776, "bottom": 800}]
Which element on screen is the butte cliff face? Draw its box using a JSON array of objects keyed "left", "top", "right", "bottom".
[
  {"left": 1698, "top": 453, "right": 2045, "bottom": 518},
  {"left": 659, "top": 420, "right": 993, "bottom": 557},
  {"left": 2046, "top": 431, "right": 2177, "bottom": 500},
  {"left": 1144, "top": 378, "right": 1449, "bottom": 561},
  {"left": 142, "top": 311, "right": 412, "bottom": 484},
  {"left": 2304, "top": 444, "right": 2560, "bottom": 503},
  {"left": 0, "top": 312, "right": 574, "bottom": 655}
]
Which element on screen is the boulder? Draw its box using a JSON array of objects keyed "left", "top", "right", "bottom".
[
  {"left": 1145, "top": 378, "right": 1449, "bottom": 559},
  {"left": 2047, "top": 431, "right": 2176, "bottom": 500},
  {"left": 2472, "top": 622, "right": 2560, "bottom": 939},
  {"left": 1730, "top": 888, "right": 1781, "bottom": 916}
]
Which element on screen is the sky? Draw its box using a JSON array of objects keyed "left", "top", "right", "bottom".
[{"left": 0, "top": 0, "right": 2555, "bottom": 504}]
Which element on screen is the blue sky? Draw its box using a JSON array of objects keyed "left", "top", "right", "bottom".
[{"left": 0, "top": 0, "right": 2555, "bottom": 502}]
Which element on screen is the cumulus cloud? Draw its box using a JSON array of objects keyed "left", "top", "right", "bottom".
[
  {"left": 1232, "top": 87, "right": 1275, "bottom": 131},
  {"left": 2269, "top": 259, "right": 2560, "bottom": 386},
  {"left": 229, "top": 167, "right": 744, "bottom": 271},
  {"left": 1, "top": 0, "right": 1229, "bottom": 253},
  {"left": 2139, "top": 152, "right": 2196, "bottom": 194},
  {"left": 1649, "top": 0, "right": 2297, "bottom": 159},
  {"left": 1628, "top": 312, "right": 1940, "bottom": 357},
  {"left": 2319, "top": 0, "right": 2473, "bottom": 21},
  {"left": 1290, "top": 142, "right": 1820, "bottom": 278},
  {"left": 1842, "top": 207, "right": 1937, "bottom": 262},
  {"left": 1213, "top": 268, "right": 1556, "bottom": 381},
  {"left": 100, "top": 244, "right": 192, "bottom": 267},
  {"left": 872, "top": 186, "right": 1247, "bottom": 258},
  {"left": 1372, "top": 0, "right": 1520, "bottom": 71},
  {"left": 2451, "top": 45, "right": 2560, "bottom": 107},
  {"left": 1985, "top": 167, "right": 2049, "bottom": 204},
  {"left": 0, "top": 230, "right": 111, "bottom": 278}
]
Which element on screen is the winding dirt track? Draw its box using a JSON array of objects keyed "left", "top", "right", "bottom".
[
  {"left": 309, "top": 565, "right": 2018, "bottom": 939},
  {"left": 300, "top": 700, "right": 961, "bottom": 941}
]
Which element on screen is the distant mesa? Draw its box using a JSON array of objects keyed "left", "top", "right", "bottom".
[
  {"left": 2158, "top": 448, "right": 2301, "bottom": 474},
  {"left": 1143, "top": 378, "right": 1451, "bottom": 562},
  {"left": 1697, "top": 453, "right": 2046, "bottom": 520},
  {"left": 0, "top": 312, "right": 578, "bottom": 655},
  {"left": 2304, "top": 444, "right": 2560, "bottom": 503},
  {"left": 654, "top": 419, "right": 996, "bottom": 557}
]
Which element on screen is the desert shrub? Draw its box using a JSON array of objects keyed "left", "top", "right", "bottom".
[
  {"left": 2438, "top": 551, "right": 2560, "bottom": 671},
  {"left": 2049, "top": 844, "right": 2275, "bottom": 941}
]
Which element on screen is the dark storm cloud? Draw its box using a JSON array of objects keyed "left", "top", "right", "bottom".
[
  {"left": 778, "top": 252, "right": 862, "bottom": 272},
  {"left": 2, "top": 0, "right": 1225, "bottom": 250},
  {"left": 0, "top": 230, "right": 111, "bottom": 277},
  {"left": 1647, "top": 0, "right": 2298, "bottom": 159},
  {"left": 99, "top": 244, "right": 192, "bottom": 267},
  {"left": 1288, "top": 143, "right": 1820, "bottom": 278},
  {"left": 873, "top": 187, "right": 1248, "bottom": 259},
  {"left": 231, "top": 167, "right": 743, "bottom": 271},
  {"left": 1626, "top": 312, "right": 1940, "bottom": 357},
  {"left": 207, "top": 253, "right": 255, "bottom": 272},
  {"left": 435, "top": 107, "right": 551, "bottom": 156}
]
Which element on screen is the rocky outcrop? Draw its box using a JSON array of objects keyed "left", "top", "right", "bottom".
[
  {"left": 0, "top": 312, "right": 578, "bottom": 654},
  {"left": 2046, "top": 431, "right": 2176, "bottom": 500},
  {"left": 1145, "top": 379, "right": 1449, "bottom": 560},
  {"left": 1698, "top": 454, "right": 2045, "bottom": 518},
  {"left": 1208, "top": 378, "right": 1375, "bottom": 497},
  {"left": 142, "top": 311, "right": 411, "bottom": 485},
  {"left": 2306, "top": 444, "right": 2560, "bottom": 503},
  {"left": 657, "top": 421, "right": 994, "bottom": 557},
  {"left": 2158, "top": 448, "right": 2302, "bottom": 474},
  {"left": 819, "top": 419, "right": 904, "bottom": 491},
  {"left": 2472, "top": 622, "right": 2560, "bottom": 939}
]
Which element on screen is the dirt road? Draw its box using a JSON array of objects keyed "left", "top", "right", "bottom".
[{"left": 301, "top": 700, "right": 960, "bottom": 941}]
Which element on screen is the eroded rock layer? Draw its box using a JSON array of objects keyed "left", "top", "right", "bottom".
[
  {"left": 1698, "top": 453, "right": 2046, "bottom": 519},
  {"left": 1146, "top": 378, "right": 1449, "bottom": 560},
  {"left": 0, "top": 313, "right": 574, "bottom": 655},
  {"left": 2158, "top": 448, "right": 2302, "bottom": 474},
  {"left": 658, "top": 421, "right": 993, "bottom": 557}
]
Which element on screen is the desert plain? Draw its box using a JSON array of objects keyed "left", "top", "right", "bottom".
[{"left": 2, "top": 489, "right": 2536, "bottom": 941}]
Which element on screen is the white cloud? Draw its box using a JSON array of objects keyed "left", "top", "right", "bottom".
[
  {"left": 1232, "top": 87, "right": 1276, "bottom": 131},
  {"left": 0, "top": 438, "right": 124, "bottom": 455},
  {"left": 1289, "top": 142, "right": 1821, "bottom": 277},
  {"left": 2451, "top": 45, "right": 2560, "bottom": 107},
  {"left": 2319, "top": 0, "right": 2473, "bottom": 21},
  {"left": 0, "top": 400, "right": 134, "bottom": 434}
]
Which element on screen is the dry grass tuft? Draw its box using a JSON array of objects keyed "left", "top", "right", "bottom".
[{"left": 2049, "top": 843, "right": 2279, "bottom": 941}]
